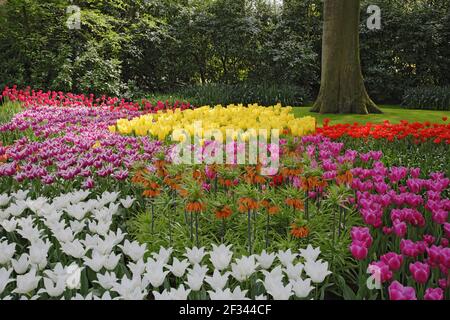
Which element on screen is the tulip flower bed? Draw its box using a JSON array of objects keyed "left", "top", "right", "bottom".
[
  {"left": 317, "top": 120, "right": 450, "bottom": 143},
  {"left": 0, "top": 87, "right": 448, "bottom": 300},
  {"left": 2, "top": 86, "right": 192, "bottom": 112},
  {"left": 112, "top": 104, "right": 316, "bottom": 140},
  {"left": 0, "top": 189, "right": 332, "bottom": 300},
  {"left": 317, "top": 120, "right": 450, "bottom": 176}
]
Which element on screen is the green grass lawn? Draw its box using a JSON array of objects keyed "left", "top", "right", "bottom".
[{"left": 293, "top": 105, "right": 450, "bottom": 125}]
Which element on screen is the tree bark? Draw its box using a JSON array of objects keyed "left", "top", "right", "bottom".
[{"left": 311, "top": 0, "right": 382, "bottom": 114}]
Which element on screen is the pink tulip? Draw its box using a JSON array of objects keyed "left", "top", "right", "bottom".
[
  {"left": 409, "top": 262, "right": 430, "bottom": 284},
  {"left": 388, "top": 281, "right": 417, "bottom": 300},
  {"left": 350, "top": 227, "right": 373, "bottom": 247},
  {"left": 349, "top": 241, "right": 368, "bottom": 261},
  {"left": 369, "top": 261, "right": 393, "bottom": 283},
  {"left": 381, "top": 252, "right": 403, "bottom": 271},
  {"left": 424, "top": 288, "right": 444, "bottom": 300}
]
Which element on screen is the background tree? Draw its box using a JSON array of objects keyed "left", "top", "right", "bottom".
[{"left": 312, "top": 0, "right": 381, "bottom": 114}]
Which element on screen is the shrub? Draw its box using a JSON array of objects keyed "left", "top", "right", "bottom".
[
  {"left": 177, "top": 83, "right": 309, "bottom": 107},
  {"left": 402, "top": 86, "right": 450, "bottom": 111}
]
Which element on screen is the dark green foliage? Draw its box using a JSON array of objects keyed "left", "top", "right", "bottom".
[
  {"left": 177, "top": 83, "right": 308, "bottom": 106},
  {"left": 402, "top": 86, "right": 450, "bottom": 111},
  {"left": 0, "top": 0, "right": 449, "bottom": 102}
]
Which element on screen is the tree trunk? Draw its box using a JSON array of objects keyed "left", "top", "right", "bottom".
[{"left": 311, "top": 0, "right": 382, "bottom": 114}]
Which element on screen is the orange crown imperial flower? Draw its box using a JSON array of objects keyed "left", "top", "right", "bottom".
[
  {"left": 215, "top": 205, "right": 233, "bottom": 219},
  {"left": 186, "top": 201, "right": 206, "bottom": 213},
  {"left": 291, "top": 224, "right": 310, "bottom": 239},
  {"left": 285, "top": 198, "right": 304, "bottom": 210},
  {"left": 238, "top": 197, "right": 259, "bottom": 213}
]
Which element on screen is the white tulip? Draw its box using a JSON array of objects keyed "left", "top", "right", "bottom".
[
  {"left": 261, "top": 265, "right": 284, "bottom": 283},
  {"left": 93, "top": 207, "right": 113, "bottom": 223},
  {"left": 81, "top": 234, "right": 101, "bottom": 250},
  {"left": 255, "top": 294, "right": 267, "bottom": 300},
  {"left": 184, "top": 246, "right": 206, "bottom": 265},
  {"left": 205, "top": 270, "right": 230, "bottom": 291},
  {"left": 145, "top": 257, "right": 165, "bottom": 273},
  {"left": 143, "top": 267, "right": 169, "bottom": 288},
  {"left": 5, "top": 202, "right": 27, "bottom": 217},
  {"left": 231, "top": 287, "right": 249, "bottom": 300},
  {"left": 93, "top": 291, "right": 113, "bottom": 300},
  {"left": 0, "top": 267, "right": 13, "bottom": 294},
  {"left": 151, "top": 247, "right": 173, "bottom": 265},
  {"left": 170, "top": 285, "right": 191, "bottom": 300},
  {"left": 185, "top": 272, "right": 205, "bottom": 291},
  {"left": 208, "top": 288, "right": 233, "bottom": 300},
  {"left": 0, "top": 240, "right": 16, "bottom": 265},
  {"left": 284, "top": 262, "right": 304, "bottom": 281},
  {"left": 0, "top": 194, "right": 10, "bottom": 206},
  {"left": 304, "top": 260, "right": 332, "bottom": 284},
  {"left": 72, "top": 292, "right": 94, "bottom": 300},
  {"left": 255, "top": 250, "right": 276, "bottom": 269},
  {"left": 65, "top": 264, "right": 83, "bottom": 290},
  {"left": 168, "top": 257, "right": 189, "bottom": 278},
  {"left": 188, "top": 263, "right": 209, "bottom": 279},
  {"left": 104, "top": 252, "right": 122, "bottom": 271},
  {"left": 209, "top": 244, "right": 233, "bottom": 271},
  {"left": 83, "top": 251, "right": 106, "bottom": 272},
  {"left": 230, "top": 256, "right": 258, "bottom": 282},
  {"left": 128, "top": 259, "right": 146, "bottom": 276},
  {"left": 120, "top": 196, "right": 135, "bottom": 209},
  {"left": 65, "top": 203, "right": 87, "bottom": 221},
  {"left": 277, "top": 249, "right": 298, "bottom": 267},
  {"left": 0, "top": 209, "right": 10, "bottom": 220},
  {"left": 11, "top": 190, "right": 29, "bottom": 201},
  {"left": 260, "top": 267, "right": 284, "bottom": 294},
  {"left": 13, "top": 268, "right": 41, "bottom": 294},
  {"left": 88, "top": 220, "right": 112, "bottom": 236},
  {"left": 61, "top": 240, "right": 86, "bottom": 259},
  {"left": 26, "top": 197, "right": 48, "bottom": 213},
  {"left": 95, "top": 271, "right": 118, "bottom": 290},
  {"left": 11, "top": 254, "right": 30, "bottom": 274},
  {"left": 266, "top": 282, "right": 293, "bottom": 300},
  {"left": 39, "top": 203, "right": 56, "bottom": 217},
  {"left": 107, "top": 202, "right": 120, "bottom": 216},
  {"left": 101, "top": 191, "right": 120, "bottom": 204},
  {"left": 95, "top": 238, "right": 116, "bottom": 256},
  {"left": 69, "top": 219, "right": 86, "bottom": 234},
  {"left": 291, "top": 278, "right": 314, "bottom": 298},
  {"left": 119, "top": 287, "right": 147, "bottom": 300},
  {"left": 43, "top": 263, "right": 67, "bottom": 283},
  {"left": 70, "top": 190, "right": 90, "bottom": 203},
  {"left": 17, "top": 224, "right": 43, "bottom": 242},
  {"left": 119, "top": 240, "right": 146, "bottom": 262},
  {"left": 1, "top": 218, "right": 17, "bottom": 232},
  {"left": 43, "top": 211, "right": 64, "bottom": 226},
  {"left": 153, "top": 289, "right": 172, "bottom": 300},
  {"left": 54, "top": 227, "right": 75, "bottom": 243},
  {"left": 40, "top": 277, "right": 66, "bottom": 297},
  {"left": 299, "top": 245, "right": 321, "bottom": 263},
  {"left": 113, "top": 275, "right": 144, "bottom": 299},
  {"left": 105, "top": 229, "right": 126, "bottom": 246}
]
